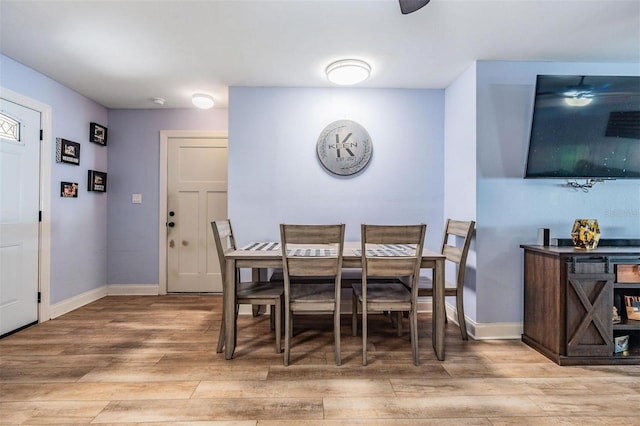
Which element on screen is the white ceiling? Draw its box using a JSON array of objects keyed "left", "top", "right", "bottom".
[{"left": 1, "top": 0, "right": 639, "bottom": 109}]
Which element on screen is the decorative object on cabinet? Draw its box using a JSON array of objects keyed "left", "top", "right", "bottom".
[
  {"left": 570, "top": 218, "right": 600, "bottom": 249},
  {"left": 613, "top": 306, "right": 621, "bottom": 324},
  {"left": 87, "top": 170, "right": 107, "bottom": 192},
  {"left": 90, "top": 122, "right": 107, "bottom": 145},
  {"left": 55, "top": 138, "right": 80, "bottom": 165},
  {"left": 60, "top": 181, "right": 78, "bottom": 198}
]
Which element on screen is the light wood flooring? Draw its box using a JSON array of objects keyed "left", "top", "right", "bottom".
[{"left": 1, "top": 295, "right": 639, "bottom": 425}]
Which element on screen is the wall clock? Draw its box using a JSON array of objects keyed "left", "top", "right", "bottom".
[{"left": 316, "top": 119, "right": 373, "bottom": 176}]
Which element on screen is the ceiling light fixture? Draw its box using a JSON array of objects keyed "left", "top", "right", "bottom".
[
  {"left": 325, "top": 59, "right": 371, "bottom": 85},
  {"left": 192, "top": 93, "right": 215, "bottom": 109},
  {"left": 152, "top": 97, "right": 166, "bottom": 106}
]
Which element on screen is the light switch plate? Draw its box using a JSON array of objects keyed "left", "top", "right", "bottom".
[{"left": 132, "top": 193, "right": 142, "bottom": 204}]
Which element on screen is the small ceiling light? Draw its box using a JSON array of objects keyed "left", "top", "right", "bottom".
[
  {"left": 325, "top": 59, "right": 371, "bottom": 85},
  {"left": 564, "top": 96, "right": 593, "bottom": 107},
  {"left": 192, "top": 93, "right": 215, "bottom": 109},
  {"left": 152, "top": 97, "right": 166, "bottom": 106}
]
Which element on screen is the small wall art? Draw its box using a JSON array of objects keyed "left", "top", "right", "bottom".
[
  {"left": 90, "top": 122, "right": 107, "bottom": 146},
  {"left": 60, "top": 181, "right": 78, "bottom": 198},
  {"left": 55, "top": 138, "right": 80, "bottom": 165},
  {"left": 87, "top": 170, "right": 107, "bottom": 192}
]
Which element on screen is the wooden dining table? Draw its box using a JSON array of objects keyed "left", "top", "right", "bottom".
[{"left": 223, "top": 241, "right": 447, "bottom": 361}]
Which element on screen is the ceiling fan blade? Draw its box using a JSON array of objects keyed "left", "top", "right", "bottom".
[{"left": 399, "top": 0, "right": 430, "bottom": 14}]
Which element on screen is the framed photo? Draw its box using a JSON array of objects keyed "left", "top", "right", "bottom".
[
  {"left": 60, "top": 181, "right": 79, "bottom": 198},
  {"left": 625, "top": 295, "right": 640, "bottom": 320},
  {"left": 56, "top": 138, "right": 80, "bottom": 165},
  {"left": 90, "top": 122, "right": 108, "bottom": 146},
  {"left": 87, "top": 170, "right": 107, "bottom": 192},
  {"left": 614, "top": 335, "right": 629, "bottom": 353}
]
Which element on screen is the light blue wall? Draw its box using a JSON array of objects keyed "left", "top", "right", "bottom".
[
  {"left": 444, "top": 63, "right": 478, "bottom": 320},
  {"left": 475, "top": 61, "right": 640, "bottom": 324},
  {"left": 106, "top": 109, "right": 228, "bottom": 285},
  {"left": 228, "top": 87, "right": 445, "bottom": 252},
  {"left": 1, "top": 54, "right": 108, "bottom": 304}
]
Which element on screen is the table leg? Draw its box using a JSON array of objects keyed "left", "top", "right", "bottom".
[
  {"left": 224, "top": 258, "right": 237, "bottom": 359},
  {"left": 433, "top": 258, "right": 445, "bottom": 361}
]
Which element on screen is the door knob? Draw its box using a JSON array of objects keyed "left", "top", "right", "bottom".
[{"left": 167, "top": 221, "right": 175, "bottom": 228}]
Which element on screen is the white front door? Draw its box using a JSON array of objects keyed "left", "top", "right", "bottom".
[
  {"left": 0, "top": 99, "right": 40, "bottom": 335},
  {"left": 166, "top": 136, "right": 228, "bottom": 292}
]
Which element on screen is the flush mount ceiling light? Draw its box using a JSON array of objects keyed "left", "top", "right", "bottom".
[
  {"left": 192, "top": 93, "right": 215, "bottom": 109},
  {"left": 325, "top": 59, "right": 371, "bottom": 85}
]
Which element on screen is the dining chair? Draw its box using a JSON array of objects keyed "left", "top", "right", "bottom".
[
  {"left": 279, "top": 224, "right": 345, "bottom": 366},
  {"left": 414, "top": 219, "right": 475, "bottom": 340},
  {"left": 352, "top": 224, "right": 426, "bottom": 366},
  {"left": 212, "top": 220, "right": 283, "bottom": 354}
]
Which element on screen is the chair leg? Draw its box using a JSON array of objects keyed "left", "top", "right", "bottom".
[
  {"left": 269, "top": 305, "right": 275, "bottom": 330},
  {"left": 284, "top": 307, "right": 291, "bottom": 366},
  {"left": 396, "top": 311, "right": 402, "bottom": 337},
  {"left": 362, "top": 306, "right": 367, "bottom": 366},
  {"left": 216, "top": 308, "right": 225, "bottom": 353},
  {"left": 274, "top": 299, "right": 282, "bottom": 353},
  {"left": 351, "top": 292, "right": 358, "bottom": 337},
  {"left": 456, "top": 294, "right": 468, "bottom": 340},
  {"left": 411, "top": 307, "right": 419, "bottom": 366},
  {"left": 334, "top": 308, "right": 341, "bottom": 366}
]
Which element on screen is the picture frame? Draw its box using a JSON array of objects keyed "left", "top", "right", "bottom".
[
  {"left": 90, "top": 122, "right": 108, "bottom": 146},
  {"left": 614, "top": 335, "right": 629, "bottom": 353},
  {"left": 87, "top": 170, "right": 107, "bottom": 192},
  {"left": 55, "top": 138, "right": 81, "bottom": 165},
  {"left": 625, "top": 295, "right": 640, "bottom": 321},
  {"left": 60, "top": 181, "right": 79, "bottom": 198}
]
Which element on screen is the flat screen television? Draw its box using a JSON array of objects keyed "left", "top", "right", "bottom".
[{"left": 525, "top": 74, "right": 640, "bottom": 179}]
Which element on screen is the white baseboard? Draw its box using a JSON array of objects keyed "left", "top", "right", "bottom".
[
  {"left": 49, "top": 285, "right": 107, "bottom": 319},
  {"left": 445, "top": 303, "right": 522, "bottom": 340},
  {"left": 107, "top": 284, "right": 159, "bottom": 295},
  {"left": 49, "top": 284, "right": 160, "bottom": 319}
]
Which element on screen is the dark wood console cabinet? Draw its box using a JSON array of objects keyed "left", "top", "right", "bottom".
[{"left": 521, "top": 245, "right": 640, "bottom": 365}]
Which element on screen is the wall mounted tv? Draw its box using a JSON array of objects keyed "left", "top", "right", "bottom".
[{"left": 525, "top": 74, "right": 640, "bottom": 179}]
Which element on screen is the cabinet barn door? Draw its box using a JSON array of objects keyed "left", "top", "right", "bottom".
[{"left": 566, "top": 272, "right": 614, "bottom": 357}]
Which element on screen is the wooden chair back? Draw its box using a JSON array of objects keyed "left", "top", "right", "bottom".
[
  {"left": 361, "top": 224, "right": 426, "bottom": 295},
  {"left": 280, "top": 224, "right": 345, "bottom": 279},
  {"left": 211, "top": 219, "right": 236, "bottom": 283},
  {"left": 440, "top": 219, "right": 475, "bottom": 291}
]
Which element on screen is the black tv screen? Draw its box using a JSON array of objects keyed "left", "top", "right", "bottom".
[{"left": 525, "top": 75, "right": 640, "bottom": 178}]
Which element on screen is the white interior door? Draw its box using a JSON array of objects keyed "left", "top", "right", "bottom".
[
  {"left": 0, "top": 98, "right": 40, "bottom": 335},
  {"left": 167, "top": 136, "right": 228, "bottom": 292}
]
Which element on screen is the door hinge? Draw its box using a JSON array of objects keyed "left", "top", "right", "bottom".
[
  {"left": 37, "top": 292, "right": 41, "bottom": 303},
  {"left": 40, "top": 129, "right": 43, "bottom": 141},
  {"left": 39, "top": 211, "right": 42, "bottom": 222}
]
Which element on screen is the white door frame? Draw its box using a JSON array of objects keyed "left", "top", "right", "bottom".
[
  {"left": 0, "top": 87, "right": 52, "bottom": 323},
  {"left": 158, "top": 130, "right": 228, "bottom": 295}
]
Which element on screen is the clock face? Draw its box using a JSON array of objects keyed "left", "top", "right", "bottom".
[{"left": 316, "top": 120, "right": 373, "bottom": 176}]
